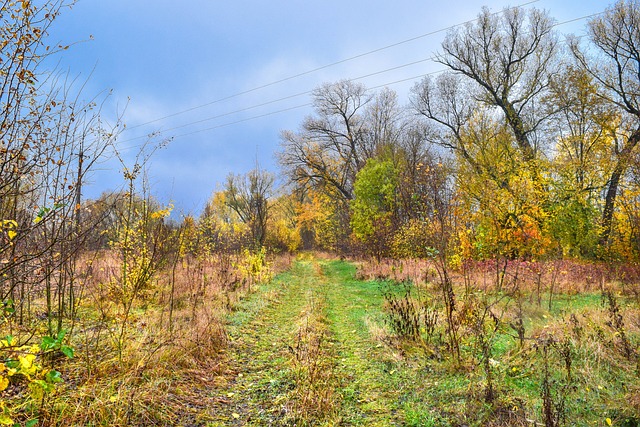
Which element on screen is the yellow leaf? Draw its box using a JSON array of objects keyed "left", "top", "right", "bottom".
[
  {"left": 606, "top": 418, "right": 612, "bottom": 426},
  {"left": 7, "top": 230, "right": 16, "bottom": 240},
  {"left": 0, "top": 376, "right": 8, "bottom": 392},
  {"left": 19, "top": 353, "right": 36, "bottom": 369},
  {"left": 1, "top": 220, "right": 16, "bottom": 228},
  {"left": 0, "top": 414, "right": 13, "bottom": 425},
  {"left": 18, "top": 353, "right": 38, "bottom": 375},
  {"left": 232, "top": 413, "right": 240, "bottom": 419}
]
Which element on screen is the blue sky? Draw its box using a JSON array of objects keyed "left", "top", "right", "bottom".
[{"left": 46, "top": 0, "right": 608, "bottom": 215}]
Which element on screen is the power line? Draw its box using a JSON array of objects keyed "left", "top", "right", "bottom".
[
  {"left": 124, "top": 0, "right": 542, "bottom": 132},
  {"left": 117, "top": 68, "right": 448, "bottom": 153},
  {"left": 118, "top": 8, "right": 603, "bottom": 148},
  {"left": 553, "top": 11, "right": 603, "bottom": 28},
  {"left": 119, "top": 90, "right": 312, "bottom": 144},
  {"left": 118, "top": 56, "right": 437, "bottom": 145},
  {"left": 174, "top": 69, "right": 448, "bottom": 138}
]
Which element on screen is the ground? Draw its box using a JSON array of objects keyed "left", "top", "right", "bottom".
[
  {"left": 165, "top": 256, "right": 640, "bottom": 427},
  {"left": 204, "top": 258, "right": 440, "bottom": 426}
]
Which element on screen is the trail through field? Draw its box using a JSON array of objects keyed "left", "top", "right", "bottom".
[{"left": 205, "top": 258, "right": 436, "bottom": 426}]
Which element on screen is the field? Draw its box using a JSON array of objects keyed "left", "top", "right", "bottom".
[{"left": 3, "top": 252, "right": 638, "bottom": 426}]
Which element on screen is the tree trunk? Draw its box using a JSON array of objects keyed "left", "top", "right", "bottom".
[{"left": 600, "top": 128, "right": 640, "bottom": 248}]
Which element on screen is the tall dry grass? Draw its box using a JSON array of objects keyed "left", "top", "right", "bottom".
[
  {"left": 37, "top": 249, "right": 286, "bottom": 426},
  {"left": 356, "top": 257, "right": 640, "bottom": 294}
]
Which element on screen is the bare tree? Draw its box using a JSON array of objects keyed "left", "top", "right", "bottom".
[
  {"left": 571, "top": 0, "right": 640, "bottom": 246},
  {"left": 279, "top": 80, "right": 371, "bottom": 201},
  {"left": 363, "top": 87, "right": 405, "bottom": 158},
  {"left": 412, "top": 72, "right": 521, "bottom": 192},
  {"left": 280, "top": 81, "right": 403, "bottom": 202},
  {"left": 412, "top": 73, "right": 479, "bottom": 171},
  {"left": 437, "top": 6, "right": 559, "bottom": 162},
  {"left": 224, "top": 167, "right": 274, "bottom": 248}
]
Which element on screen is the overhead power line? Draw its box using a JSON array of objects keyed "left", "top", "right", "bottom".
[
  {"left": 122, "top": 7, "right": 604, "bottom": 148},
  {"left": 124, "top": 0, "right": 542, "bottom": 132},
  {"left": 118, "top": 56, "right": 437, "bottom": 145},
  {"left": 116, "top": 67, "right": 446, "bottom": 153}
]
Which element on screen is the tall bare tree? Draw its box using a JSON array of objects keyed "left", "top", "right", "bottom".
[
  {"left": 412, "top": 73, "right": 479, "bottom": 173},
  {"left": 437, "top": 6, "right": 559, "bottom": 162},
  {"left": 224, "top": 167, "right": 274, "bottom": 248},
  {"left": 279, "top": 81, "right": 411, "bottom": 251},
  {"left": 279, "top": 80, "right": 372, "bottom": 201},
  {"left": 571, "top": 0, "right": 640, "bottom": 246}
]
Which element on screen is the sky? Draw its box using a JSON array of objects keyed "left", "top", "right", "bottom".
[{"left": 45, "top": 0, "right": 609, "bottom": 216}]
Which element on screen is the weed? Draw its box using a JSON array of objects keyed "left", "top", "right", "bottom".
[
  {"left": 569, "top": 313, "right": 583, "bottom": 342},
  {"left": 382, "top": 281, "right": 422, "bottom": 341},
  {"left": 437, "top": 264, "right": 461, "bottom": 365},
  {"left": 286, "top": 289, "right": 337, "bottom": 425},
  {"left": 539, "top": 336, "right": 564, "bottom": 427},
  {"left": 604, "top": 289, "right": 636, "bottom": 361},
  {"left": 510, "top": 293, "right": 526, "bottom": 348}
]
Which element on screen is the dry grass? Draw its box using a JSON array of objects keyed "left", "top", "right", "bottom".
[
  {"left": 355, "top": 257, "right": 436, "bottom": 284},
  {"left": 5, "top": 251, "right": 639, "bottom": 426},
  {"left": 356, "top": 257, "right": 640, "bottom": 295},
  {"left": 286, "top": 289, "right": 339, "bottom": 425},
  {"left": 8, "top": 249, "right": 288, "bottom": 426}
]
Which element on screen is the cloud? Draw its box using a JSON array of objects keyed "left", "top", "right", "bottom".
[{"left": 43, "top": 0, "right": 610, "bottom": 215}]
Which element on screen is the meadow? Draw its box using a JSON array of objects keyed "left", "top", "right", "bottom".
[{"left": 2, "top": 250, "right": 638, "bottom": 426}]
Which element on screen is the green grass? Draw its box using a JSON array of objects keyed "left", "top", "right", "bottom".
[{"left": 203, "top": 256, "right": 640, "bottom": 426}]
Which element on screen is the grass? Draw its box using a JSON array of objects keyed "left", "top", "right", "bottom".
[
  {"left": 3, "top": 252, "right": 639, "bottom": 426},
  {"left": 208, "top": 257, "right": 459, "bottom": 426},
  {"left": 366, "top": 262, "right": 640, "bottom": 426}
]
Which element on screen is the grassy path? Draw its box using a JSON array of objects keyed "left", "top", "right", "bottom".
[
  {"left": 206, "top": 258, "right": 437, "bottom": 426},
  {"left": 198, "top": 256, "right": 640, "bottom": 427},
  {"left": 208, "top": 260, "right": 315, "bottom": 425},
  {"left": 319, "top": 260, "right": 428, "bottom": 426}
]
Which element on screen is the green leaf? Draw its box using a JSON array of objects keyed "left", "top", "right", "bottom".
[
  {"left": 25, "top": 419, "right": 38, "bottom": 427},
  {"left": 31, "top": 379, "right": 49, "bottom": 390},
  {"left": 41, "top": 336, "right": 56, "bottom": 351},
  {"left": 34, "top": 207, "right": 50, "bottom": 224},
  {"left": 45, "top": 369, "right": 63, "bottom": 384},
  {"left": 61, "top": 345, "right": 74, "bottom": 358}
]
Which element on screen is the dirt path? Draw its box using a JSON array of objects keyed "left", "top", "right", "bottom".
[{"left": 205, "top": 258, "right": 432, "bottom": 426}]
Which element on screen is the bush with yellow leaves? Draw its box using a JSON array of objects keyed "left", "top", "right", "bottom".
[{"left": 0, "top": 331, "right": 72, "bottom": 425}]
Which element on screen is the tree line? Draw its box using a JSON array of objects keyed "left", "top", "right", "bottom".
[
  {"left": 236, "top": 0, "right": 640, "bottom": 263},
  {"left": 3, "top": 1, "right": 640, "bottom": 333}
]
